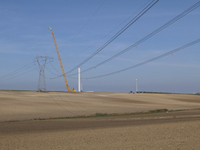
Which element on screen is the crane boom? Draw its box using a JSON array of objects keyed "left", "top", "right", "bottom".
[{"left": 49, "top": 26, "right": 71, "bottom": 91}]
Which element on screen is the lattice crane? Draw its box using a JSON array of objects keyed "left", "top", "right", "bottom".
[{"left": 49, "top": 27, "right": 75, "bottom": 92}]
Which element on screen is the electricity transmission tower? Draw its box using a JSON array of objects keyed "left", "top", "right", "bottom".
[{"left": 35, "top": 56, "right": 53, "bottom": 92}]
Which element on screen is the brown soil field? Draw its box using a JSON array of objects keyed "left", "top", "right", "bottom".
[
  {"left": 0, "top": 91, "right": 200, "bottom": 149},
  {"left": 0, "top": 91, "right": 200, "bottom": 122},
  {"left": 0, "top": 110, "right": 200, "bottom": 150}
]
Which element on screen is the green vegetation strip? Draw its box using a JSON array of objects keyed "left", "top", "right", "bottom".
[{"left": 1, "top": 108, "right": 200, "bottom": 123}]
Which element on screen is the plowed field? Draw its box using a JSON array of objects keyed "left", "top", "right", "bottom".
[{"left": 0, "top": 91, "right": 200, "bottom": 149}]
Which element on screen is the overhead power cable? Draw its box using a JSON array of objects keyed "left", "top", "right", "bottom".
[
  {"left": 83, "top": 38, "right": 200, "bottom": 79},
  {"left": 46, "top": 65, "right": 60, "bottom": 76},
  {"left": 65, "top": 0, "right": 105, "bottom": 55},
  {"left": 67, "top": 0, "right": 159, "bottom": 73},
  {"left": 0, "top": 67, "right": 37, "bottom": 83},
  {"left": 71, "top": 0, "right": 152, "bottom": 58},
  {"left": 0, "top": 62, "right": 35, "bottom": 79},
  {"left": 67, "top": 0, "right": 200, "bottom": 77},
  {"left": 49, "top": 63, "right": 62, "bottom": 74}
]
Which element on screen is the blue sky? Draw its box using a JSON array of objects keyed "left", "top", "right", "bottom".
[{"left": 0, "top": 0, "right": 200, "bottom": 93}]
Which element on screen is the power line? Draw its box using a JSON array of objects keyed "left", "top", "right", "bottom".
[
  {"left": 70, "top": 0, "right": 152, "bottom": 58},
  {"left": 46, "top": 63, "right": 76, "bottom": 89},
  {"left": 83, "top": 38, "right": 200, "bottom": 79},
  {"left": 67, "top": 0, "right": 200, "bottom": 77},
  {"left": 46, "top": 65, "right": 60, "bottom": 76},
  {"left": 69, "top": 0, "right": 105, "bottom": 56},
  {"left": 0, "top": 62, "right": 35, "bottom": 79},
  {"left": 0, "top": 67, "right": 37, "bottom": 83},
  {"left": 67, "top": 0, "right": 159, "bottom": 73},
  {"left": 50, "top": 63, "right": 62, "bottom": 74}
]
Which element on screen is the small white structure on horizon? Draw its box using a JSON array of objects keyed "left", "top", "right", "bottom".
[
  {"left": 78, "top": 68, "right": 81, "bottom": 92},
  {"left": 136, "top": 78, "right": 138, "bottom": 93}
]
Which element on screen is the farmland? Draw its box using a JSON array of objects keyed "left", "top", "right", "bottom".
[{"left": 0, "top": 91, "right": 200, "bottom": 149}]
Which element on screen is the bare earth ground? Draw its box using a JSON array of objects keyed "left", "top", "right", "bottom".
[{"left": 0, "top": 91, "right": 200, "bottom": 149}]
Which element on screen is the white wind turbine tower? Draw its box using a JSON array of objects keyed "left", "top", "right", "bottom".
[{"left": 136, "top": 79, "right": 138, "bottom": 93}]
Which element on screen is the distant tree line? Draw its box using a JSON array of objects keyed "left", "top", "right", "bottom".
[{"left": 129, "top": 91, "right": 200, "bottom": 95}]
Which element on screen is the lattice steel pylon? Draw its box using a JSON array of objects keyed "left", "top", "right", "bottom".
[{"left": 35, "top": 56, "right": 53, "bottom": 92}]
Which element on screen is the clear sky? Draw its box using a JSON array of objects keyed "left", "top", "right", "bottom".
[{"left": 0, "top": 0, "right": 200, "bottom": 93}]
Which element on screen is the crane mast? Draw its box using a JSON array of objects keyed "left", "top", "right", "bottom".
[{"left": 49, "top": 27, "right": 74, "bottom": 92}]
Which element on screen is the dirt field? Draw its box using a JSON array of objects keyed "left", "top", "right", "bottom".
[
  {"left": 0, "top": 91, "right": 200, "bottom": 122},
  {"left": 0, "top": 110, "right": 200, "bottom": 150},
  {"left": 0, "top": 91, "right": 200, "bottom": 149}
]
